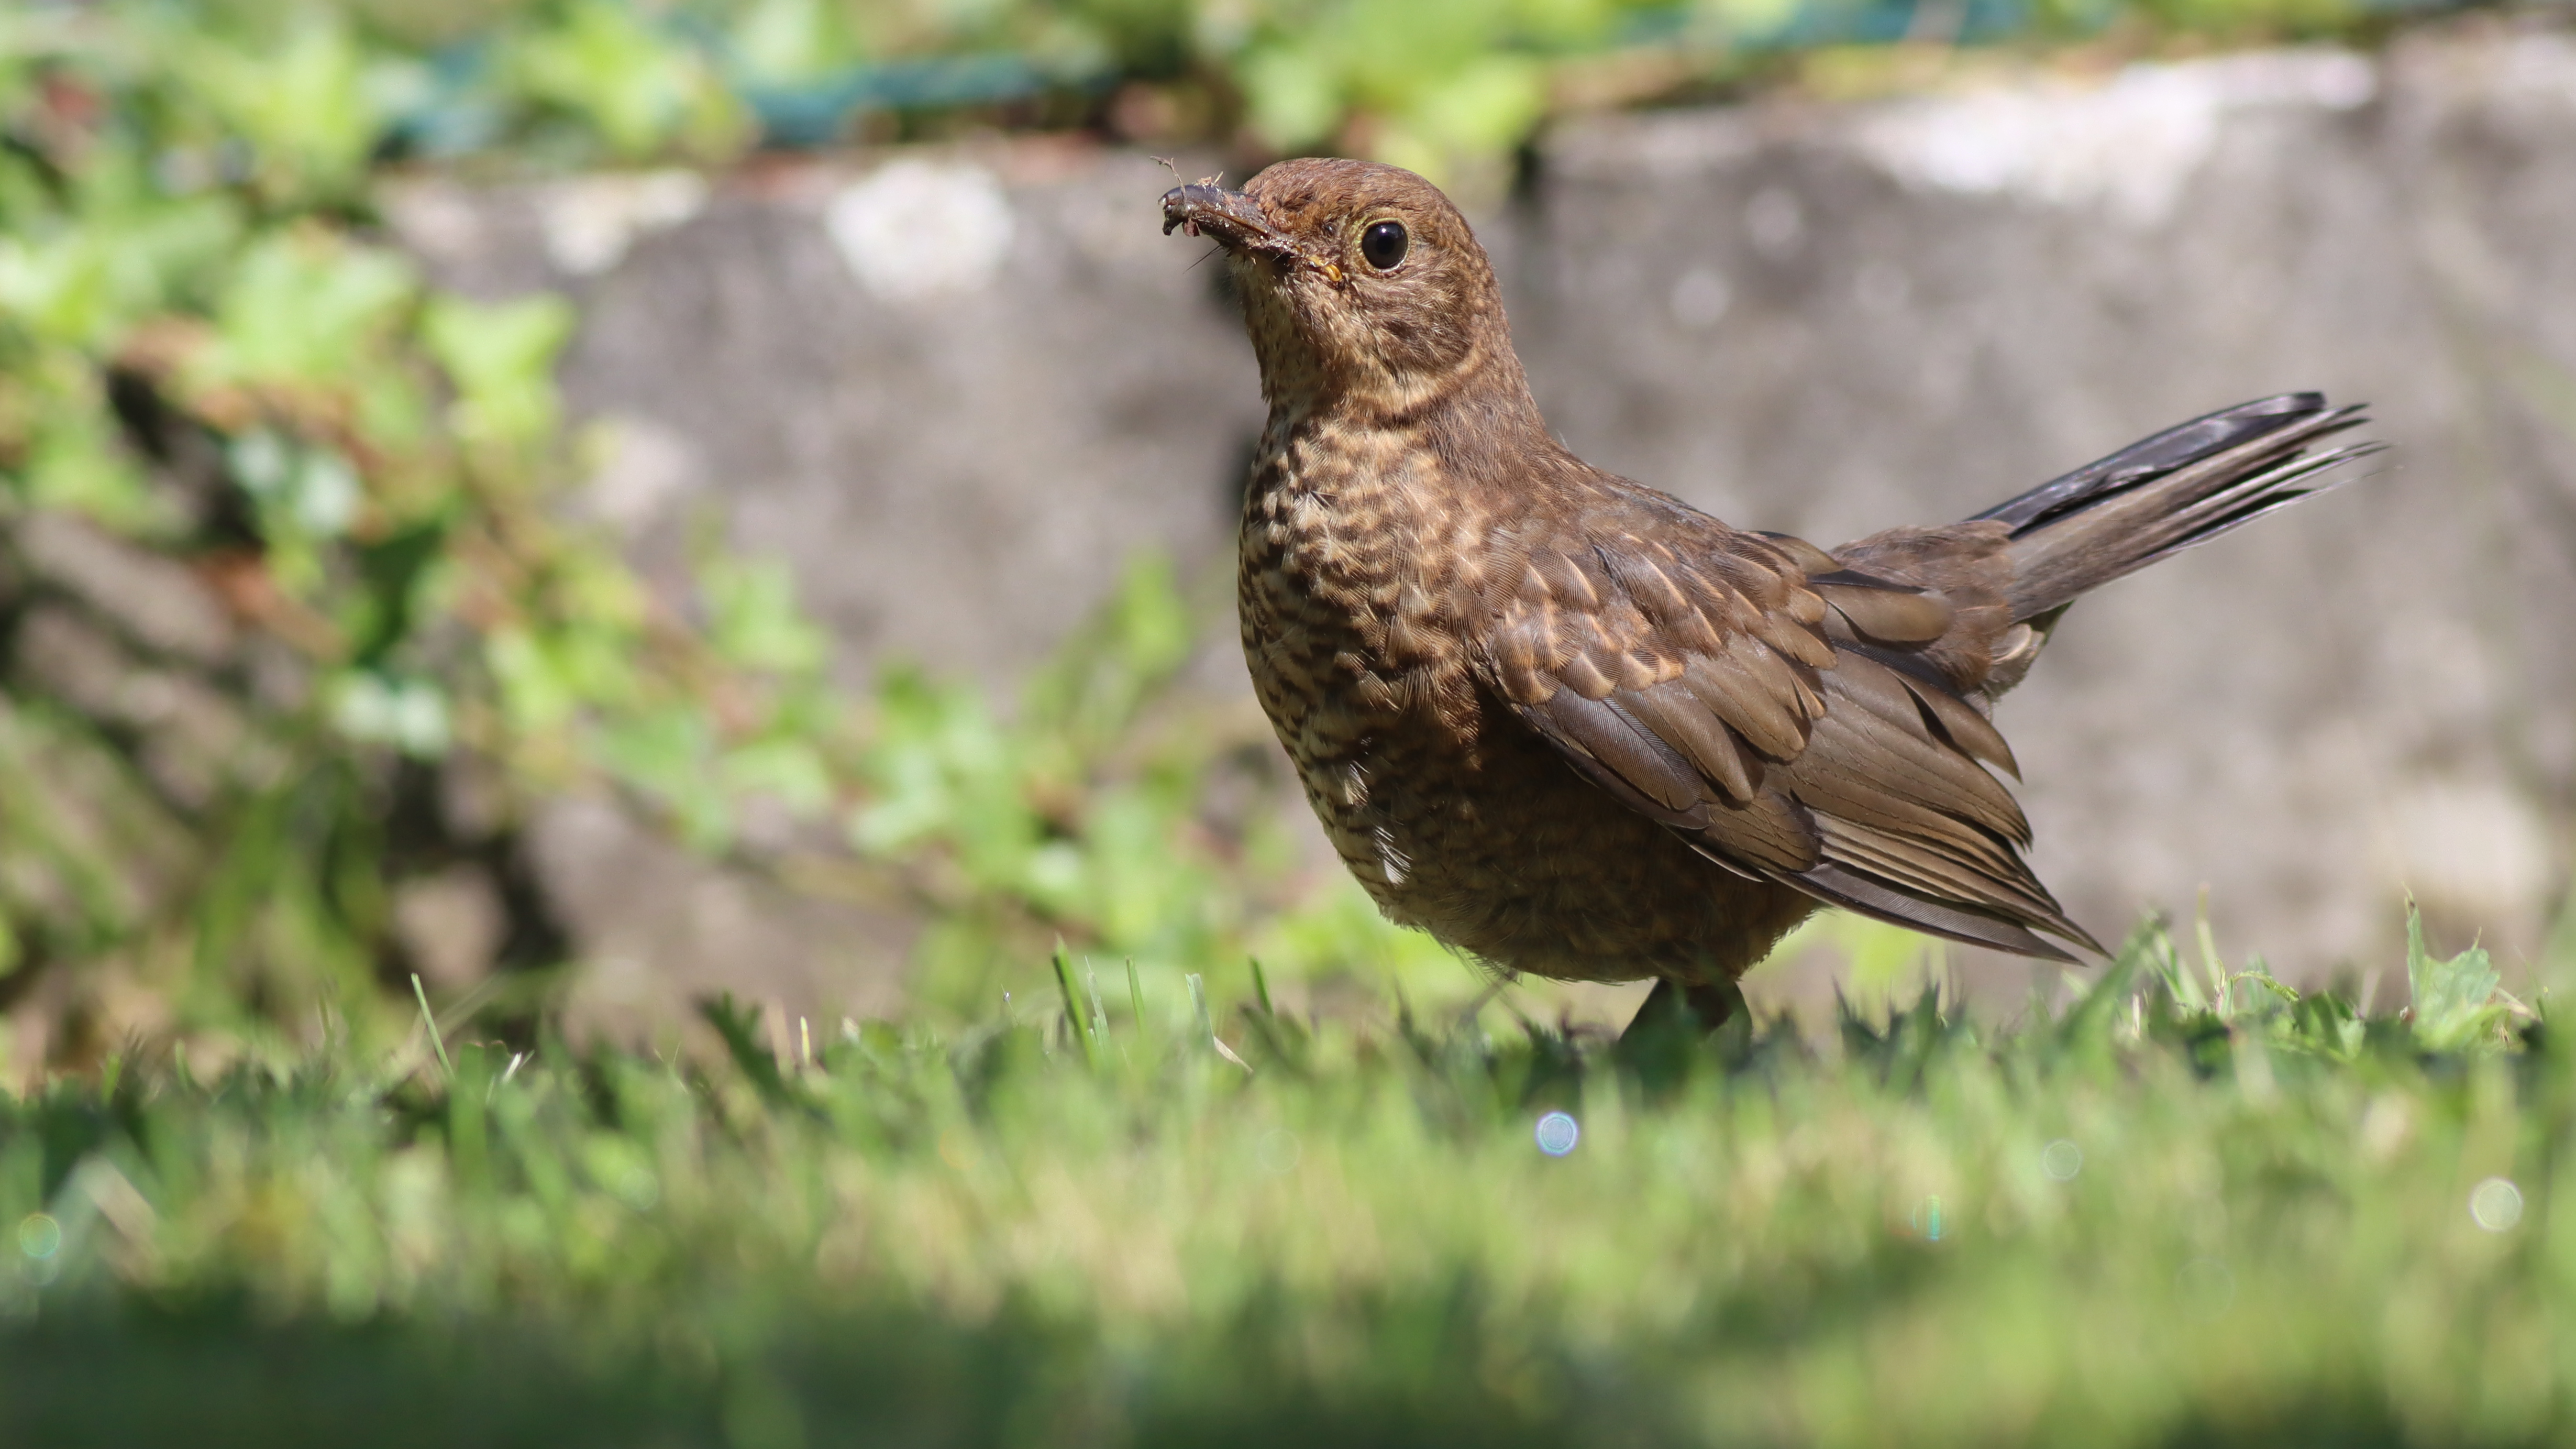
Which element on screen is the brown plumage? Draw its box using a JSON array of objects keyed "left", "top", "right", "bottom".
[{"left": 1162, "top": 158, "right": 2380, "bottom": 1026}]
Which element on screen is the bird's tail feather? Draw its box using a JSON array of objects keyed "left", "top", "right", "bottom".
[{"left": 1976, "top": 393, "right": 2382, "bottom": 622}]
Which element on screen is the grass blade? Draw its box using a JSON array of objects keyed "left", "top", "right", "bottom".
[
  {"left": 412, "top": 973, "right": 453, "bottom": 1081},
  {"left": 1054, "top": 944, "right": 1098, "bottom": 1069},
  {"left": 1188, "top": 973, "right": 1251, "bottom": 1073}
]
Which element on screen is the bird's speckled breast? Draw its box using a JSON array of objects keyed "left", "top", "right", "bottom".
[
  {"left": 1235, "top": 417, "right": 1813, "bottom": 983},
  {"left": 1236, "top": 417, "right": 1484, "bottom": 915}
]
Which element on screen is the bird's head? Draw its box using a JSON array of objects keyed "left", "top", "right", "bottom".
[{"left": 1162, "top": 158, "right": 1524, "bottom": 418}]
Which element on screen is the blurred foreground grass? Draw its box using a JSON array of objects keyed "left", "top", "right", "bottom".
[{"left": 3, "top": 915, "right": 2573, "bottom": 1448}]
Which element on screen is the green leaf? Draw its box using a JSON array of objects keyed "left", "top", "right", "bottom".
[
  {"left": 700, "top": 557, "right": 830, "bottom": 677},
  {"left": 727, "top": 0, "right": 864, "bottom": 86},
  {"left": 330, "top": 671, "right": 454, "bottom": 757},
  {"left": 1704, "top": 0, "right": 1806, "bottom": 41},
  {"left": 507, "top": 0, "right": 746, "bottom": 160},
  {"left": 421, "top": 293, "right": 576, "bottom": 449},
  {"left": 18, "top": 392, "right": 154, "bottom": 526},
  {"left": 1238, "top": 43, "right": 1344, "bottom": 150},
  {"left": 198, "top": 230, "right": 419, "bottom": 390},
  {"left": 487, "top": 627, "right": 578, "bottom": 734},
  {"left": 720, "top": 739, "right": 834, "bottom": 814},
  {"left": 0, "top": 166, "right": 237, "bottom": 350},
  {"left": 2407, "top": 908, "right": 2506, "bottom": 1052},
  {"left": 230, "top": 431, "right": 363, "bottom": 540},
  {"left": 182, "top": 15, "right": 382, "bottom": 198},
  {"left": 595, "top": 706, "right": 732, "bottom": 849}
]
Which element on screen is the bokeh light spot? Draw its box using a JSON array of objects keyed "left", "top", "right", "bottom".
[
  {"left": 1534, "top": 1111, "right": 1580, "bottom": 1157},
  {"left": 2470, "top": 1177, "right": 2523, "bottom": 1232},
  {"left": 16, "top": 1214, "right": 60, "bottom": 1260},
  {"left": 2042, "top": 1139, "right": 2083, "bottom": 1181},
  {"left": 1256, "top": 1127, "right": 1301, "bottom": 1175}
]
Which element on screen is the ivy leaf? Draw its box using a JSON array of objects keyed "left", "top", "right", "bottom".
[
  {"left": 2407, "top": 909, "right": 2506, "bottom": 1052},
  {"left": 595, "top": 706, "right": 732, "bottom": 850},
  {"left": 196, "top": 229, "right": 418, "bottom": 391},
  {"left": 421, "top": 293, "right": 576, "bottom": 449},
  {"left": 182, "top": 15, "right": 383, "bottom": 200},
  {"left": 720, "top": 739, "right": 834, "bottom": 815},
  {"left": 700, "top": 556, "right": 830, "bottom": 677},
  {"left": 506, "top": 0, "right": 749, "bottom": 160}
]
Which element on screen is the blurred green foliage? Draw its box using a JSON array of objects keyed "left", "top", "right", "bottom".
[
  {"left": 0, "top": 913, "right": 2567, "bottom": 1446},
  {"left": 0, "top": 1, "right": 1353, "bottom": 1067},
  {"left": 17, "top": 0, "right": 2412, "bottom": 181},
  {"left": 846, "top": 556, "right": 1466, "bottom": 1019}
]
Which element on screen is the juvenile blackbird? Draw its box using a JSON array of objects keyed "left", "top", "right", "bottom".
[{"left": 1162, "top": 158, "right": 2379, "bottom": 1028}]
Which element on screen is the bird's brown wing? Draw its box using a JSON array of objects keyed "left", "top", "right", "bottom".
[{"left": 1476, "top": 519, "right": 2099, "bottom": 961}]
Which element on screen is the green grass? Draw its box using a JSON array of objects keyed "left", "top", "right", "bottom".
[{"left": 0, "top": 918, "right": 2570, "bottom": 1448}]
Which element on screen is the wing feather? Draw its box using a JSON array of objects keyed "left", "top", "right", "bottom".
[
  {"left": 1798, "top": 673, "right": 2028, "bottom": 843},
  {"left": 1620, "top": 679, "right": 1758, "bottom": 803},
  {"left": 1813, "top": 580, "right": 1955, "bottom": 643},
  {"left": 1677, "top": 651, "right": 1810, "bottom": 761},
  {"left": 1517, "top": 691, "right": 1708, "bottom": 820},
  {"left": 1790, "top": 863, "right": 2078, "bottom": 961},
  {"left": 1898, "top": 669, "right": 2019, "bottom": 777},
  {"left": 1479, "top": 521, "right": 2094, "bottom": 963}
]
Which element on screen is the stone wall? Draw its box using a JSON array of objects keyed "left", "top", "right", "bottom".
[{"left": 389, "top": 20, "right": 2576, "bottom": 1018}]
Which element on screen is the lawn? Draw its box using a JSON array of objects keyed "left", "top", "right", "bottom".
[{"left": 2, "top": 917, "right": 2569, "bottom": 1448}]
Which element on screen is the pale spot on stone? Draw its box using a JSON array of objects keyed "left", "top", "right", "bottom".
[
  {"left": 582, "top": 414, "right": 700, "bottom": 534},
  {"left": 1851, "top": 51, "right": 2374, "bottom": 228},
  {"left": 826, "top": 160, "right": 1016, "bottom": 302},
  {"left": 1744, "top": 188, "right": 1805, "bottom": 259},
  {"left": 1671, "top": 265, "right": 1733, "bottom": 328},
  {"left": 539, "top": 170, "right": 707, "bottom": 276},
  {"left": 2381, "top": 779, "right": 2553, "bottom": 923}
]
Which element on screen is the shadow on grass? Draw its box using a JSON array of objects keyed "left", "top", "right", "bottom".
[
  {"left": 0, "top": 1287, "right": 2495, "bottom": 1449},
  {"left": 0, "top": 1286, "right": 1688, "bottom": 1449}
]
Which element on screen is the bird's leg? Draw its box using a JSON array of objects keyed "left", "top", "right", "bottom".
[{"left": 1618, "top": 976, "right": 1746, "bottom": 1044}]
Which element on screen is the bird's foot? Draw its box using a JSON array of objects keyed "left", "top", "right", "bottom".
[
  {"left": 1612, "top": 978, "right": 1753, "bottom": 1085},
  {"left": 1620, "top": 977, "right": 1745, "bottom": 1040}
]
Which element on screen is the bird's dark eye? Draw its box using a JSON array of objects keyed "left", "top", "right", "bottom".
[{"left": 1360, "top": 219, "right": 1409, "bottom": 271}]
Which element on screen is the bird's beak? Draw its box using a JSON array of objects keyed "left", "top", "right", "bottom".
[{"left": 1160, "top": 183, "right": 1300, "bottom": 262}]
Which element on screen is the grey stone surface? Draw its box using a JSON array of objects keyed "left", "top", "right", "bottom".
[
  {"left": 13, "top": 511, "right": 238, "bottom": 664},
  {"left": 386, "top": 21, "right": 2576, "bottom": 1013},
  {"left": 526, "top": 795, "right": 914, "bottom": 1039},
  {"left": 391, "top": 144, "right": 1260, "bottom": 692}
]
